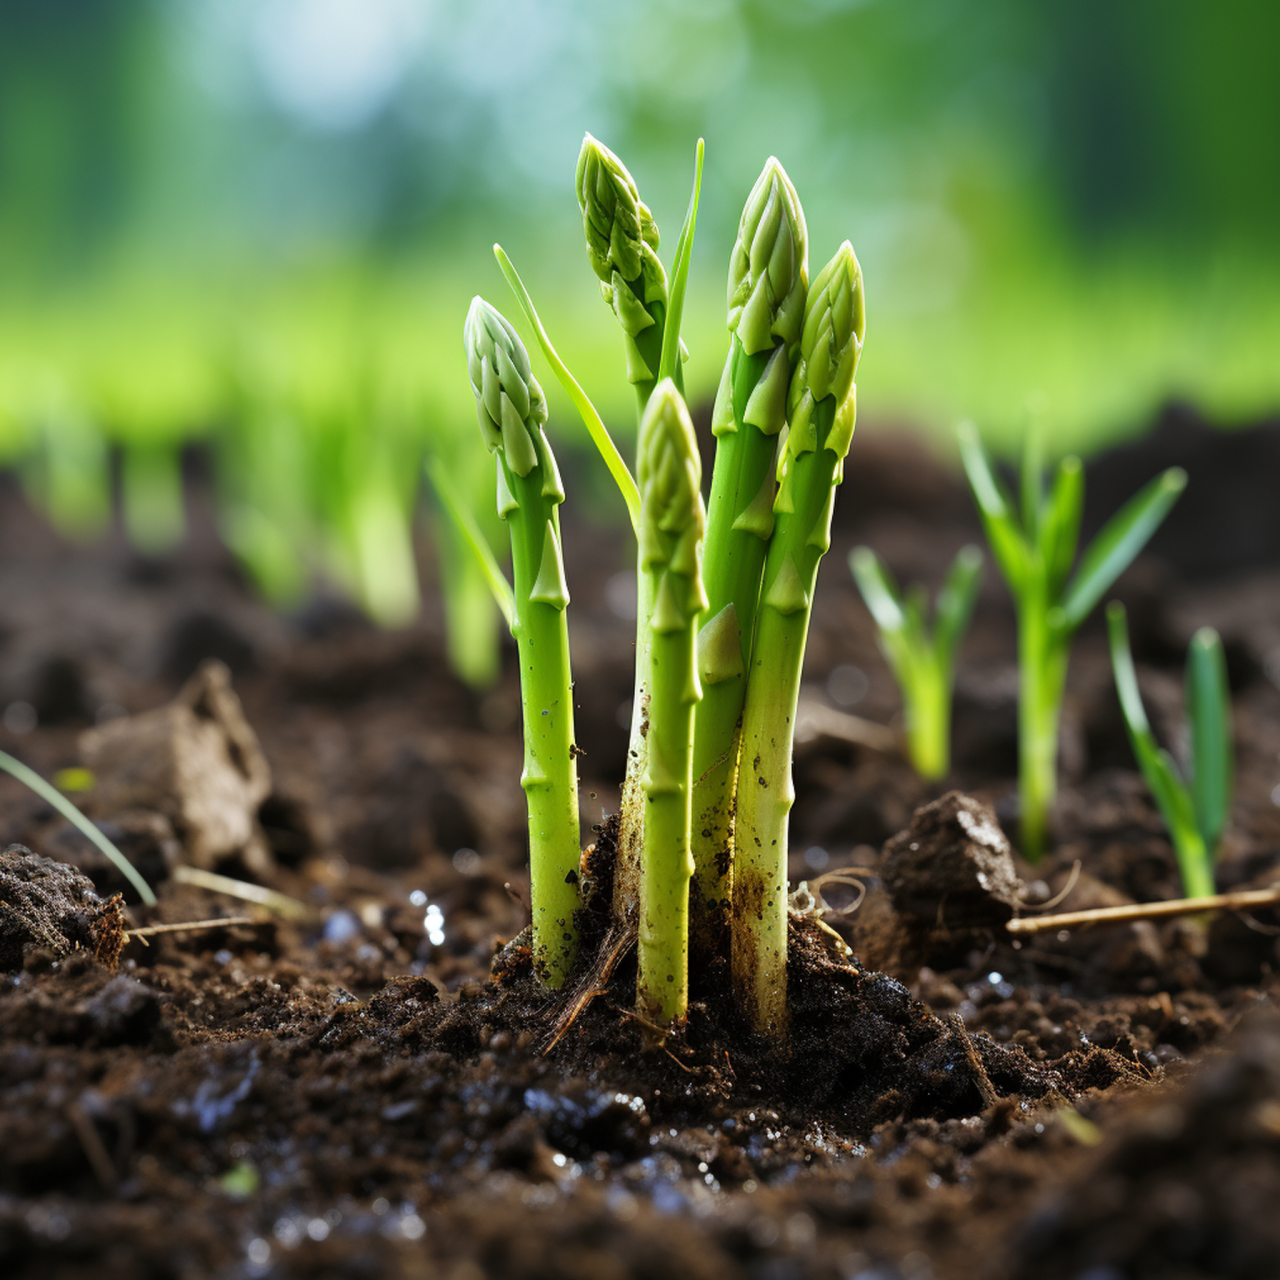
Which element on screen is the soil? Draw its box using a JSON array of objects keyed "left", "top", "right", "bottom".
[{"left": 2, "top": 401, "right": 1279, "bottom": 1279}]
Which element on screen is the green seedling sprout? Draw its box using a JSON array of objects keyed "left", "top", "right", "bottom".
[
  {"left": 21, "top": 387, "right": 112, "bottom": 544},
  {"left": 1106, "top": 603, "right": 1232, "bottom": 899},
  {"left": 0, "top": 750, "right": 157, "bottom": 906},
  {"left": 957, "top": 418, "right": 1186, "bottom": 860},
  {"left": 121, "top": 439, "right": 186, "bottom": 555},
  {"left": 425, "top": 454, "right": 516, "bottom": 631},
  {"left": 691, "top": 158, "right": 808, "bottom": 938},
  {"left": 635, "top": 379, "right": 707, "bottom": 1025},
  {"left": 733, "top": 241, "right": 865, "bottom": 1039},
  {"left": 464, "top": 297, "right": 582, "bottom": 986},
  {"left": 426, "top": 452, "right": 513, "bottom": 689},
  {"left": 849, "top": 544, "right": 983, "bottom": 781}
]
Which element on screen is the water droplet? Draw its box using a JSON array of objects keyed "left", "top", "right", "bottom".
[
  {"left": 826, "top": 664, "right": 868, "bottom": 707},
  {"left": 453, "top": 848, "right": 481, "bottom": 876},
  {"left": 2, "top": 702, "right": 36, "bottom": 735}
]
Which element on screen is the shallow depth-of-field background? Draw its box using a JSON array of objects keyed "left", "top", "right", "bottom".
[{"left": 2, "top": 0, "right": 1278, "bottom": 625}]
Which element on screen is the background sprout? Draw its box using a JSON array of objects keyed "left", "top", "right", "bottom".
[
  {"left": 957, "top": 418, "right": 1186, "bottom": 861},
  {"left": 849, "top": 544, "right": 982, "bottom": 781},
  {"left": 1106, "top": 603, "right": 1233, "bottom": 900},
  {"left": 465, "top": 297, "right": 582, "bottom": 987},
  {"left": 426, "top": 451, "right": 513, "bottom": 690},
  {"left": 18, "top": 382, "right": 112, "bottom": 544},
  {"left": 733, "top": 240, "right": 865, "bottom": 1039},
  {"left": 691, "top": 158, "right": 808, "bottom": 938}
]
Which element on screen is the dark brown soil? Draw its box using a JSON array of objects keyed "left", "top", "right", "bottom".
[{"left": 2, "top": 403, "right": 1279, "bottom": 1279}]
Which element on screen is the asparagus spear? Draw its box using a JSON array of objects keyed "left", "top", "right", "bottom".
[
  {"left": 575, "top": 134, "right": 677, "bottom": 413},
  {"left": 575, "top": 134, "right": 676, "bottom": 926},
  {"left": 732, "top": 242, "right": 865, "bottom": 1038},
  {"left": 635, "top": 379, "right": 707, "bottom": 1025},
  {"left": 464, "top": 297, "right": 582, "bottom": 987},
  {"left": 691, "top": 158, "right": 808, "bottom": 937}
]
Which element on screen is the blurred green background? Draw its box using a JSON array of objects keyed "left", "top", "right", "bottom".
[{"left": 1, "top": 0, "right": 1277, "bottom": 646}]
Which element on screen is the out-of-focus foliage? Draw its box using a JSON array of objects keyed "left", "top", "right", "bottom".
[{"left": 0, "top": 0, "right": 1276, "bottom": 618}]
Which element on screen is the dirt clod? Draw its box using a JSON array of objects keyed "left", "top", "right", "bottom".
[
  {"left": 881, "top": 791, "right": 1024, "bottom": 928},
  {"left": 0, "top": 845, "right": 127, "bottom": 971},
  {"left": 78, "top": 659, "right": 273, "bottom": 874}
]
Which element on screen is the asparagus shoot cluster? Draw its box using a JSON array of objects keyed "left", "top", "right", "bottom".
[
  {"left": 958, "top": 419, "right": 1185, "bottom": 859},
  {"left": 849, "top": 544, "right": 983, "bottom": 780},
  {"left": 1106, "top": 603, "right": 1232, "bottom": 899},
  {"left": 462, "top": 137, "right": 865, "bottom": 1043}
]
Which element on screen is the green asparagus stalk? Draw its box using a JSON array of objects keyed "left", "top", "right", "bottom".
[
  {"left": 691, "top": 158, "right": 808, "bottom": 933},
  {"left": 464, "top": 297, "right": 582, "bottom": 987},
  {"left": 732, "top": 242, "right": 865, "bottom": 1039},
  {"left": 575, "top": 134, "right": 679, "bottom": 926},
  {"left": 575, "top": 134, "right": 677, "bottom": 413},
  {"left": 635, "top": 379, "right": 707, "bottom": 1025}
]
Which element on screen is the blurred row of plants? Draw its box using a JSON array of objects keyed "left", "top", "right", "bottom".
[{"left": 2, "top": 1, "right": 1278, "bottom": 653}]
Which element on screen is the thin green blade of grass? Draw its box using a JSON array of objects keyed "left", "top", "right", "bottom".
[
  {"left": 1106, "top": 603, "right": 1205, "bottom": 880},
  {"left": 849, "top": 549, "right": 918, "bottom": 710},
  {"left": 1019, "top": 402, "right": 1046, "bottom": 538},
  {"left": 1039, "top": 456, "right": 1084, "bottom": 596},
  {"left": 1059, "top": 468, "right": 1187, "bottom": 632},
  {"left": 956, "top": 421, "right": 1027, "bottom": 591},
  {"left": 933, "top": 544, "right": 983, "bottom": 664},
  {"left": 425, "top": 454, "right": 516, "bottom": 630},
  {"left": 657, "top": 138, "right": 704, "bottom": 387},
  {"left": 848, "top": 547, "right": 907, "bottom": 635},
  {"left": 1106, "top": 602, "right": 1157, "bottom": 739},
  {"left": 492, "top": 244, "right": 640, "bottom": 535},
  {"left": 1187, "top": 626, "right": 1232, "bottom": 851},
  {"left": 0, "top": 749, "right": 157, "bottom": 906},
  {"left": 903, "top": 583, "right": 929, "bottom": 639}
]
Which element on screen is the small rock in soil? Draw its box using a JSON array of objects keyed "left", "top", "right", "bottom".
[
  {"left": 881, "top": 791, "right": 1024, "bottom": 928},
  {"left": 79, "top": 659, "right": 273, "bottom": 873},
  {"left": 0, "top": 845, "right": 127, "bottom": 970}
]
